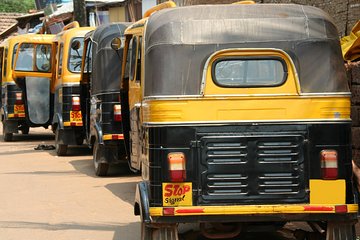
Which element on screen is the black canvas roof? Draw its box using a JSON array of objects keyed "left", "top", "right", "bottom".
[
  {"left": 143, "top": 4, "right": 348, "bottom": 97},
  {"left": 90, "top": 22, "right": 130, "bottom": 94}
]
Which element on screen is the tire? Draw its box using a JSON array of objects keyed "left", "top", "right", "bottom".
[
  {"left": 3, "top": 132, "right": 13, "bottom": 141},
  {"left": 93, "top": 139, "right": 109, "bottom": 176},
  {"left": 20, "top": 126, "right": 29, "bottom": 135},
  {"left": 75, "top": 132, "right": 84, "bottom": 145},
  {"left": 2, "top": 123, "right": 13, "bottom": 142},
  {"left": 141, "top": 223, "right": 178, "bottom": 240},
  {"left": 55, "top": 128, "right": 67, "bottom": 156}
]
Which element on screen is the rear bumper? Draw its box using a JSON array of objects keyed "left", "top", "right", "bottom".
[
  {"left": 148, "top": 204, "right": 358, "bottom": 223},
  {"left": 150, "top": 204, "right": 358, "bottom": 216}
]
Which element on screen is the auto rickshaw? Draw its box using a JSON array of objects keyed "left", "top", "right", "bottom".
[
  {"left": 120, "top": 2, "right": 357, "bottom": 239},
  {"left": 1, "top": 34, "right": 54, "bottom": 141},
  {"left": 52, "top": 22, "right": 94, "bottom": 155},
  {"left": 80, "top": 22, "right": 130, "bottom": 176}
]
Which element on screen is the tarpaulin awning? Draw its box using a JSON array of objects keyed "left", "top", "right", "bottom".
[{"left": 341, "top": 21, "right": 360, "bottom": 62}]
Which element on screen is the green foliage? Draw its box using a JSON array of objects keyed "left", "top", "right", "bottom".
[{"left": 0, "top": 0, "right": 35, "bottom": 13}]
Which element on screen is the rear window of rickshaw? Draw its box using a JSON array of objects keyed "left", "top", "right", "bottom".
[{"left": 212, "top": 57, "right": 287, "bottom": 88}]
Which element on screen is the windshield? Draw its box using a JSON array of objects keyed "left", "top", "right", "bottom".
[{"left": 68, "top": 37, "right": 84, "bottom": 73}]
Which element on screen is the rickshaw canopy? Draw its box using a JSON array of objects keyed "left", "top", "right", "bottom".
[
  {"left": 88, "top": 22, "right": 130, "bottom": 95},
  {"left": 143, "top": 4, "right": 348, "bottom": 97}
]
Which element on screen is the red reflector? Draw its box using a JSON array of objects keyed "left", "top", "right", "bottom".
[
  {"left": 168, "top": 152, "right": 186, "bottom": 182},
  {"left": 113, "top": 104, "right": 122, "bottom": 122},
  {"left": 163, "top": 207, "right": 175, "bottom": 215},
  {"left": 70, "top": 122, "right": 76, "bottom": 126},
  {"left": 72, "top": 96, "right": 81, "bottom": 111},
  {"left": 335, "top": 205, "right": 348, "bottom": 213},
  {"left": 320, "top": 150, "right": 338, "bottom": 180},
  {"left": 114, "top": 115, "right": 122, "bottom": 121},
  {"left": 169, "top": 170, "right": 185, "bottom": 182}
]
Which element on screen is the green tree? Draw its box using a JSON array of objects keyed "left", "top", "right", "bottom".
[{"left": 0, "top": 0, "right": 35, "bottom": 13}]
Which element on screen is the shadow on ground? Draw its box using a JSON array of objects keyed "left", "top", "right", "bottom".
[
  {"left": 8, "top": 131, "right": 54, "bottom": 142},
  {"left": 105, "top": 181, "right": 139, "bottom": 206},
  {"left": 69, "top": 159, "right": 138, "bottom": 178},
  {"left": 0, "top": 220, "right": 140, "bottom": 240},
  {"left": 46, "top": 145, "right": 93, "bottom": 157}
]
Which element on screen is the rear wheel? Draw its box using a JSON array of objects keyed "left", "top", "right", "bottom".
[
  {"left": 20, "top": 126, "right": 29, "bottom": 134},
  {"left": 93, "top": 139, "right": 109, "bottom": 176},
  {"left": 141, "top": 223, "right": 178, "bottom": 240},
  {"left": 75, "top": 132, "right": 84, "bottom": 145},
  {"left": 3, "top": 132, "right": 12, "bottom": 141},
  {"left": 55, "top": 128, "right": 67, "bottom": 156},
  {"left": 2, "top": 122, "right": 13, "bottom": 142}
]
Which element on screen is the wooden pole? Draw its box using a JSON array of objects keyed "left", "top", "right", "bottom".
[{"left": 73, "top": 0, "right": 87, "bottom": 26}]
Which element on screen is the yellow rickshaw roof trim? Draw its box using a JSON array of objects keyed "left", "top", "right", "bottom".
[{"left": 143, "top": 1, "right": 176, "bottom": 18}]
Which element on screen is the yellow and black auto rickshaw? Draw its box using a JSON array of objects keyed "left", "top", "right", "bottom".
[
  {"left": 80, "top": 22, "right": 130, "bottom": 176},
  {"left": 120, "top": 2, "right": 357, "bottom": 239},
  {"left": 52, "top": 22, "right": 94, "bottom": 155},
  {"left": 1, "top": 34, "right": 54, "bottom": 141}
]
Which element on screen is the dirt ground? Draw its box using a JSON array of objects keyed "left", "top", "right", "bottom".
[{"left": 0, "top": 124, "right": 141, "bottom": 240}]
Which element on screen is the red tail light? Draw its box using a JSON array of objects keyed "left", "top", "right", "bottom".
[
  {"left": 168, "top": 152, "right": 186, "bottom": 182},
  {"left": 114, "top": 104, "right": 122, "bottom": 121},
  {"left": 15, "top": 92, "right": 23, "bottom": 104},
  {"left": 320, "top": 150, "right": 338, "bottom": 180},
  {"left": 72, "top": 96, "right": 80, "bottom": 111}
]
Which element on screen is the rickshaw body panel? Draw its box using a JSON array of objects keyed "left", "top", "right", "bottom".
[
  {"left": 1, "top": 34, "right": 54, "bottom": 135},
  {"left": 122, "top": 3, "right": 357, "bottom": 238},
  {"left": 80, "top": 23, "right": 130, "bottom": 165},
  {"left": 52, "top": 26, "right": 95, "bottom": 149}
]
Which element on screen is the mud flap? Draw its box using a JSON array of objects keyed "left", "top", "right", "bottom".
[{"left": 25, "top": 77, "right": 50, "bottom": 125}]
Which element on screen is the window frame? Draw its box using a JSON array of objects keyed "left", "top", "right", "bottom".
[
  {"left": 35, "top": 44, "right": 51, "bottom": 72},
  {"left": 67, "top": 37, "right": 84, "bottom": 73},
  {"left": 57, "top": 43, "right": 64, "bottom": 78},
  {"left": 211, "top": 56, "right": 288, "bottom": 88},
  {"left": 129, "top": 36, "right": 138, "bottom": 81}
]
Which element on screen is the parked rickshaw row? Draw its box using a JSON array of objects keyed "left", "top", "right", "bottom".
[{"left": 0, "top": 1, "right": 358, "bottom": 239}]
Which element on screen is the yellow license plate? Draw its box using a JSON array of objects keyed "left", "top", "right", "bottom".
[
  {"left": 162, "top": 182, "right": 192, "bottom": 206},
  {"left": 14, "top": 105, "right": 25, "bottom": 114},
  {"left": 70, "top": 111, "right": 82, "bottom": 122}
]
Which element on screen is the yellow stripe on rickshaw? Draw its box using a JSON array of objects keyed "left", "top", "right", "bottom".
[
  {"left": 8, "top": 113, "right": 25, "bottom": 118},
  {"left": 63, "top": 121, "right": 83, "bottom": 127}
]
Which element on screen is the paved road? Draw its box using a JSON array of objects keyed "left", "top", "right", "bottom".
[{"left": 0, "top": 124, "right": 141, "bottom": 240}]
